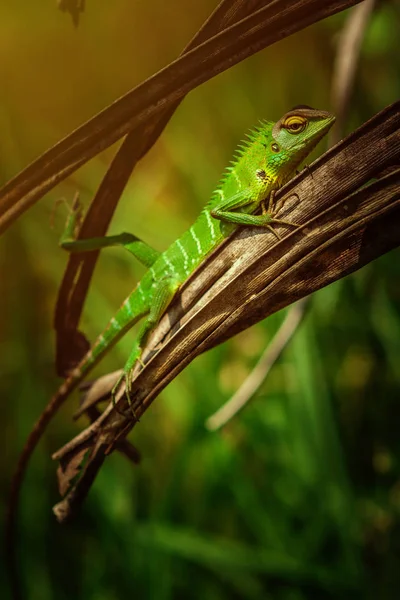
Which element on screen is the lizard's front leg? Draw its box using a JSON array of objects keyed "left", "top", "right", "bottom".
[
  {"left": 211, "top": 188, "right": 300, "bottom": 238},
  {"left": 260, "top": 189, "right": 301, "bottom": 237}
]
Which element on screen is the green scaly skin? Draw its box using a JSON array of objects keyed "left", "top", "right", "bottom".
[{"left": 11, "top": 107, "right": 334, "bottom": 503}]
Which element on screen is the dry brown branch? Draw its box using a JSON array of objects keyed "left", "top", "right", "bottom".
[{"left": 51, "top": 100, "right": 400, "bottom": 522}]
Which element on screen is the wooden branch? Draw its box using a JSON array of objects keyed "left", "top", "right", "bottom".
[{"left": 52, "top": 100, "right": 400, "bottom": 521}]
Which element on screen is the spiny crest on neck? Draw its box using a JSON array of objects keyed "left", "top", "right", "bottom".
[{"left": 213, "top": 120, "right": 274, "bottom": 189}]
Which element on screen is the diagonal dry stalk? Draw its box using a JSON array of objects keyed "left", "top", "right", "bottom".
[{"left": 51, "top": 100, "right": 400, "bottom": 522}]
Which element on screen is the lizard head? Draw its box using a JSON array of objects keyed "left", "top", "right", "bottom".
[{"left": 267, "top": 106, "right": 335, "bottom": 184}]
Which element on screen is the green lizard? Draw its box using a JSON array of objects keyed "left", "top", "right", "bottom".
[
  {"left": 58, "top": 106, "right": 334, "bottom": 407},
  {"left": 10, "top": 106, "right": 334, "bottom": 505}
]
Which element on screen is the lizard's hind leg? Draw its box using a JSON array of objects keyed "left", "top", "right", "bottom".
[
  {"left": 112, "top": 276, "right": 181, "bottom": 418},
  {"left": 60, "top": 196, "right": 160, "bottom": 268}
]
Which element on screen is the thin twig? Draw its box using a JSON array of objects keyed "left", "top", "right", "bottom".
[
  {"left": 330, "top": 0, "right": 376, "bottom": 144},
  {"left": 205, "top": 298, "right": 309, "bottom": 431}
]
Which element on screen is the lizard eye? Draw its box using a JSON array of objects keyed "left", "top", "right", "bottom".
[
  {"left": 282, "top": 116, "right": 307, "bottom": 134},
  {"left": 271, "top": 143, "right": 280, "bottom": 152}
]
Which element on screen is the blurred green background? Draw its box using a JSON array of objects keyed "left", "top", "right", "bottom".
[{"left": 1, "top": 1, "right": 400, "bottom": 599}]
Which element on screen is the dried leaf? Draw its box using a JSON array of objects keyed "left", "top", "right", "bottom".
[
  {"left": 74, "top": 370, "right": 122, "bottom": 419},
  {"left": 56, "top": 445, "right": 89, "bottom": 497}
]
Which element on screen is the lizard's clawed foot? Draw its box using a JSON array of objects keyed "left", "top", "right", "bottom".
[
  {"left": 111, "top": 371, "right": 140, "bottom": 422},
  {"left": 271, "top": 217, "right": 301, "bottom": 228},
  {"left": 266, "top": 224, "right": 281, "bottom": 240},
  {"left": 263, "top": 216, "right": 301, "bottom": 240},
  {"left": 51, "top": 192, "right": 82, "bottom": 231}
]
